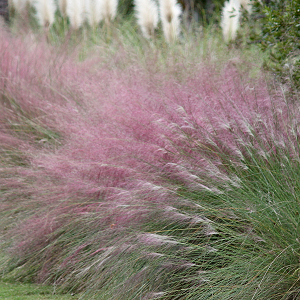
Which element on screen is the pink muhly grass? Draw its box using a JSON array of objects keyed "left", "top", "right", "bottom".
[
  {"left": 138, "top": 233, "right": 179, "bottom": 246},
  {"left": 159, "top": 0, "right": 182, "bottom": 43},
  {"left": 134, "top": 0, "right": 159, "bottom": 39},
  {"left": 1, "top": 27, "right": 300, "bottom": 298}
]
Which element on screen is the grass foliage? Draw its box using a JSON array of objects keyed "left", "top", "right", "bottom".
[
  {"left": 1, "top": 7, "right": 300, "bottom": 300},
  {"left": 0, "top": 280, "right": 78, "bottom": 299}
]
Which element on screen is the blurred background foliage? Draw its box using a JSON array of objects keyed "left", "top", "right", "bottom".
[
  {"left": 117, "top": 0, "right": 300, "bottom": 90},
  {"left": 4, "top": 0, "right": 299, "bottom": 91},
  {"left": 119, "top": 0, "right": 226, "bottom": 23},
  {"left": 247, "top": 0, "right": 300, "bottom": 89}
]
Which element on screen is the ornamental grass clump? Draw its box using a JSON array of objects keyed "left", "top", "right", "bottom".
[
  {"left": 102, "top": 0, "right": 118, "bottom": 25},
  {"left": 33, "top": 0, "right": 56, "bottom": 28},
  {"left": 57, "top": 0, "right": 67, "bottom": 16},
  {"left": 221, "top": 0, "right": 241, "bottom": 43},
  {"left": 1, "top": 25, "right": 300, "bottom": 300},
  {"left": 66, "top": 0, "right": 85, "bottom": 29},
  {"left": 9, "top": 0, "right": 30, "bottom": 14},
  {"left": 159, "top": 0, "right": 182, "bottom": 43},
  {"left": 85, "top": 0, "right": 104, "bottom": 28},
  {"left": 134, "top": 0, "right": 159, "bottom": 39}
]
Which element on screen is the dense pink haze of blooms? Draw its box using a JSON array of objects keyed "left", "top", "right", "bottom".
[{"left": 0, "top": 26, "right": 298, "bottom": 290}]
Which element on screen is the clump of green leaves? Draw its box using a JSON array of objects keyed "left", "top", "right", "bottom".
[{"left": 250, "top": 0, "right": 300, "bottom": 89}]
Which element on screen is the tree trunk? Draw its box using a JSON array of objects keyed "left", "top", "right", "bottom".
[{"left": 0, "top": 0, "right": 9, "bottom": 22}]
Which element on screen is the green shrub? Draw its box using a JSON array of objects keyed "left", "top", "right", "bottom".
[{"left": 250, "top": 0, "right": 300, "bottom": 88}]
